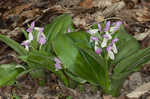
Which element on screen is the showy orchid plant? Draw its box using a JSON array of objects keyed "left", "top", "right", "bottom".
[{"left": 0, "top": 14, "right": 150, "bottom": 97}]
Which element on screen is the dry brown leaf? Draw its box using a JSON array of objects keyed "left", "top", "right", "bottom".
[
  {"left": 135, "top": 7, "right": 150, "bottom": 22},
  {"left": 127, "top": 82, "right": 150, "bottom": 99},
  {"left": 95, "top": 15, "right": 105, "bottom": 22},
  {"left": 2, "top": 3, "right": 32, "bottom": 20},
  {"left": 20, "top": 8, "right": 40, "bottom": 18},
  {"left": 134, "top": 29, "right": 150, "bottom": 41},
  {"left": 14, "top": 4, "right": 32, "bottom": 15},
  {"left": 80, "top": 0, "right": 93, "bottom": 9},
  {"left": 103, "top": 95, "right": 113, "bottom": 99},
  {"left": 102, "top": 1, "right": 125, "bottom": 17},
  {"left": 93, "top": 0, "right": 112, "bottom": 9}
]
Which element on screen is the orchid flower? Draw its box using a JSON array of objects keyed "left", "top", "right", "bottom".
[
  {"left": 106, "top": 38, "right": 119, "bottom": 60},
  {"left": 101, "top": 33, "right": 112, "bottom": 48},
  {"left": 26, "top": 21, "right": 35, "bottom": 33},
  {"left": 110, "top": 21, "right": 122, "bottom": 33},
  {"left": 94, "top": 41, "right": 102, "bottom": 55},
  {"left": 21, "top": 22, "right": 34, "bottom": 51},
  {"left": 98, "top": 24, "right": 101, "bottom": 32},
  {"left": 90, "top": 36, "right": 99, "bottom": 41},
  {"left": 111, "top": 38, "right": 119, "bottom": 53},
  {"left": 106, "top": 46, "right": 115, "bottom": 60},
  {"left": 37, "top": 28, "right": 46, "bottom": 45},
  {"left": 104, "top": 21, "right": 111, "bottom": 32},
  {"left": 54, "top": 57, "right": 62, "bottom": 71},
  {"left": 95, "top": 47, "right": 102, "bottom": 55}
]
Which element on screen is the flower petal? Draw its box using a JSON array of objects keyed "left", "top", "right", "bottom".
[
  {"left": 54, "top": 57, "right": 61, "bottom": 64},
  {"left": 28, "top": 32, "right": 33, "bottom": 41},
  {"left": 39, "top": 28, "right": 44, "bottom": 33},
  {"left": 104, "top": 21, "right": 111, "bottom": 32},
  {"left": 112, "top": 43, "right": 118, "bottom": 54},
  {"left": 90, "top": 36, "right": 99, "bottom": 41},
  {"left": 87, "top": 29, "right": 98, "bottom": 34},
  {"left": 25, "top": 45, "right": 29, "bottom": 51},
  {"left": 30, "top": 21, "right": 35, "bottom": 29},
  {"left": 21, "top": 40, "right": 30, "bottom": 46},
  {"left": 55, "top": 63, "right": 62, "bottom": 71},
  {"left": 97, "top": 24, "right": 101, "bottom": 32},
  {"left": 26, "top": 28, "right": 33, "bottom": 33},
  {"left": 67, "top": 28, "right": 71, "bottom": 32},
  {"left": 95, "top": 47, "right": 102, "bottom": 55},
  {"left": 108, "top": 50, "right": 115, "bottom": 60},
  {"left": 101, "top": 38, "right": 108, "bottom": 48},
  {"left": 112, "top": 38, "right": 119, "bottom": 43}
]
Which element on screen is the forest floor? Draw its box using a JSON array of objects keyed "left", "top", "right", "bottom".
[{"left": 0, "top": 0, "right": 150, "bottom": 99}]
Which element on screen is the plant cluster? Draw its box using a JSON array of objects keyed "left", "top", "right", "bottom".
[{"left": 0, "top": 14, "right": 150, "bottom": 97}]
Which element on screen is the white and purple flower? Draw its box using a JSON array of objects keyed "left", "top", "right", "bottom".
[
  {"left": 21, "top": 21, "right": 35, "bottom": 51},
  {"left": 106, "top": 38, "right": 119, "bottom": 60},
  {"left": 37, "top": 28, "right": 46, "bottom": 45},
  {"left": 87, "top": 21, "right": 121, "bottom": 60}
]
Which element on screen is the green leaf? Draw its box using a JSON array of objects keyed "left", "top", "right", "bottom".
[
  {"left": 75, "top": 46, "right": 110, "bottom": 89},
  {"left": 43, "top": 14, "right": 72, "bottom": 52},
  {"left": 0, "top": 34, "right": 27, "bottom": 56},
  {"left": 53, "top": 33, "right": 110, "bottom": 89},
  {"left": 113, "top": 46, "right": 150, "bottom": 79},
  {"left": 65, "top": 71, "right": 86, "bottom": 84},
  {"left": 0, "top": 64, "right": 24, "bottom": 87},
  {"left": 27, "top": 51, "right": 54, "bottom": 70},
  {"left": 112, "top": 25, "right": 140, "bottom": 65},
  {"left": 26, "top": 51, "right": 69, "bottom": 85},
  {"left": 52, "top": 34, "right": 79, "bottom": 69}
]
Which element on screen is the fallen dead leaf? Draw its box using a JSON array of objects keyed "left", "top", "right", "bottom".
[
  {"left": 102, "top": 1, "right": 125, "bottom": 17},
  {"left": 93, "top": 0, "right": 112, "bottom": 9},
  {"left": 103, "top": 95, "right": 113, "bottom": 99},
  {"left": 134, "top": 29, "right": 150, "bottom": 41},
  {"left": 2, "top": 3, "right": 32, "bottom": 20},
  {"left": 80, "top": 0, "right": 93, "bottom": 9},
  {"left": 136, "top": 7, "right": 150, "bottom": 22},
  {"left": 127, "top": 82, "right": 150, "bottom": 99},
  {"left": 20, "top": 8, "right": 40, "bottom": 18}
]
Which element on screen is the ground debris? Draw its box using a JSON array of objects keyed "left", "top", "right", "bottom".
[{"left": 127, "top": 82, "right": 150, "bottom": 99}]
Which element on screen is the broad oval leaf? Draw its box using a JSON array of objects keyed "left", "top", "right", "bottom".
[
  {"left": 43, "top": 14, "right": 72, "bottom": 52},
  {"left": 0, "top": 64, "right": 24, "bottom": 87},
  {"left": 112, "top": 25, "right": 140, "bottom": 65}
]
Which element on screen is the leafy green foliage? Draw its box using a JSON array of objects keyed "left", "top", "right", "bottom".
[
  {"left": 0, "top": 34, "right": 27, "bottom": 56},
  {"left": 43, "top": 14, "right": 72, "bottom": 52},
  {"left": 0, "top": 64, "right": 24, "bottom": 87},
  {"left": 0, "top": 14, "right": 71, "bottom": 87},
  {"left": 0, "top": 14, "right": 150, "bottom": 97}
]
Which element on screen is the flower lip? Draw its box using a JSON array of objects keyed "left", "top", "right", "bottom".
[
  {"left": 90, "top": 36, "right": 99, "bottom": 41},
  {"left": 103, "top": 34, "right": 109, "bottom": 39},
  {"left": 55, "top": 63, "right": 62, "bottom": 70},
  {"left": 67, "top": 28, "right": 71, "bottom": 32},
  {"left": 54, "top": 57, "right": 61, "bottom": 64},
  {"left": 98, "top": 24, "right": 101, "bottom": 32},
  {"left": 95, "top": 48, "right": 102, "bottom": 55},
  {"left": 106, "top": 45, "right": 112, "bottom": 51},
  {"left": 21, "top": 40, "right": 30, "bottom": 46},
  {"left": 54, "top": 57, "right": 62, "bottom": 71},
  {"left": 37, "top": 28, "right": 46, "bottom": 45},
  {"left": 112, "top": 38, "right": 119, "bottom": 44}
]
